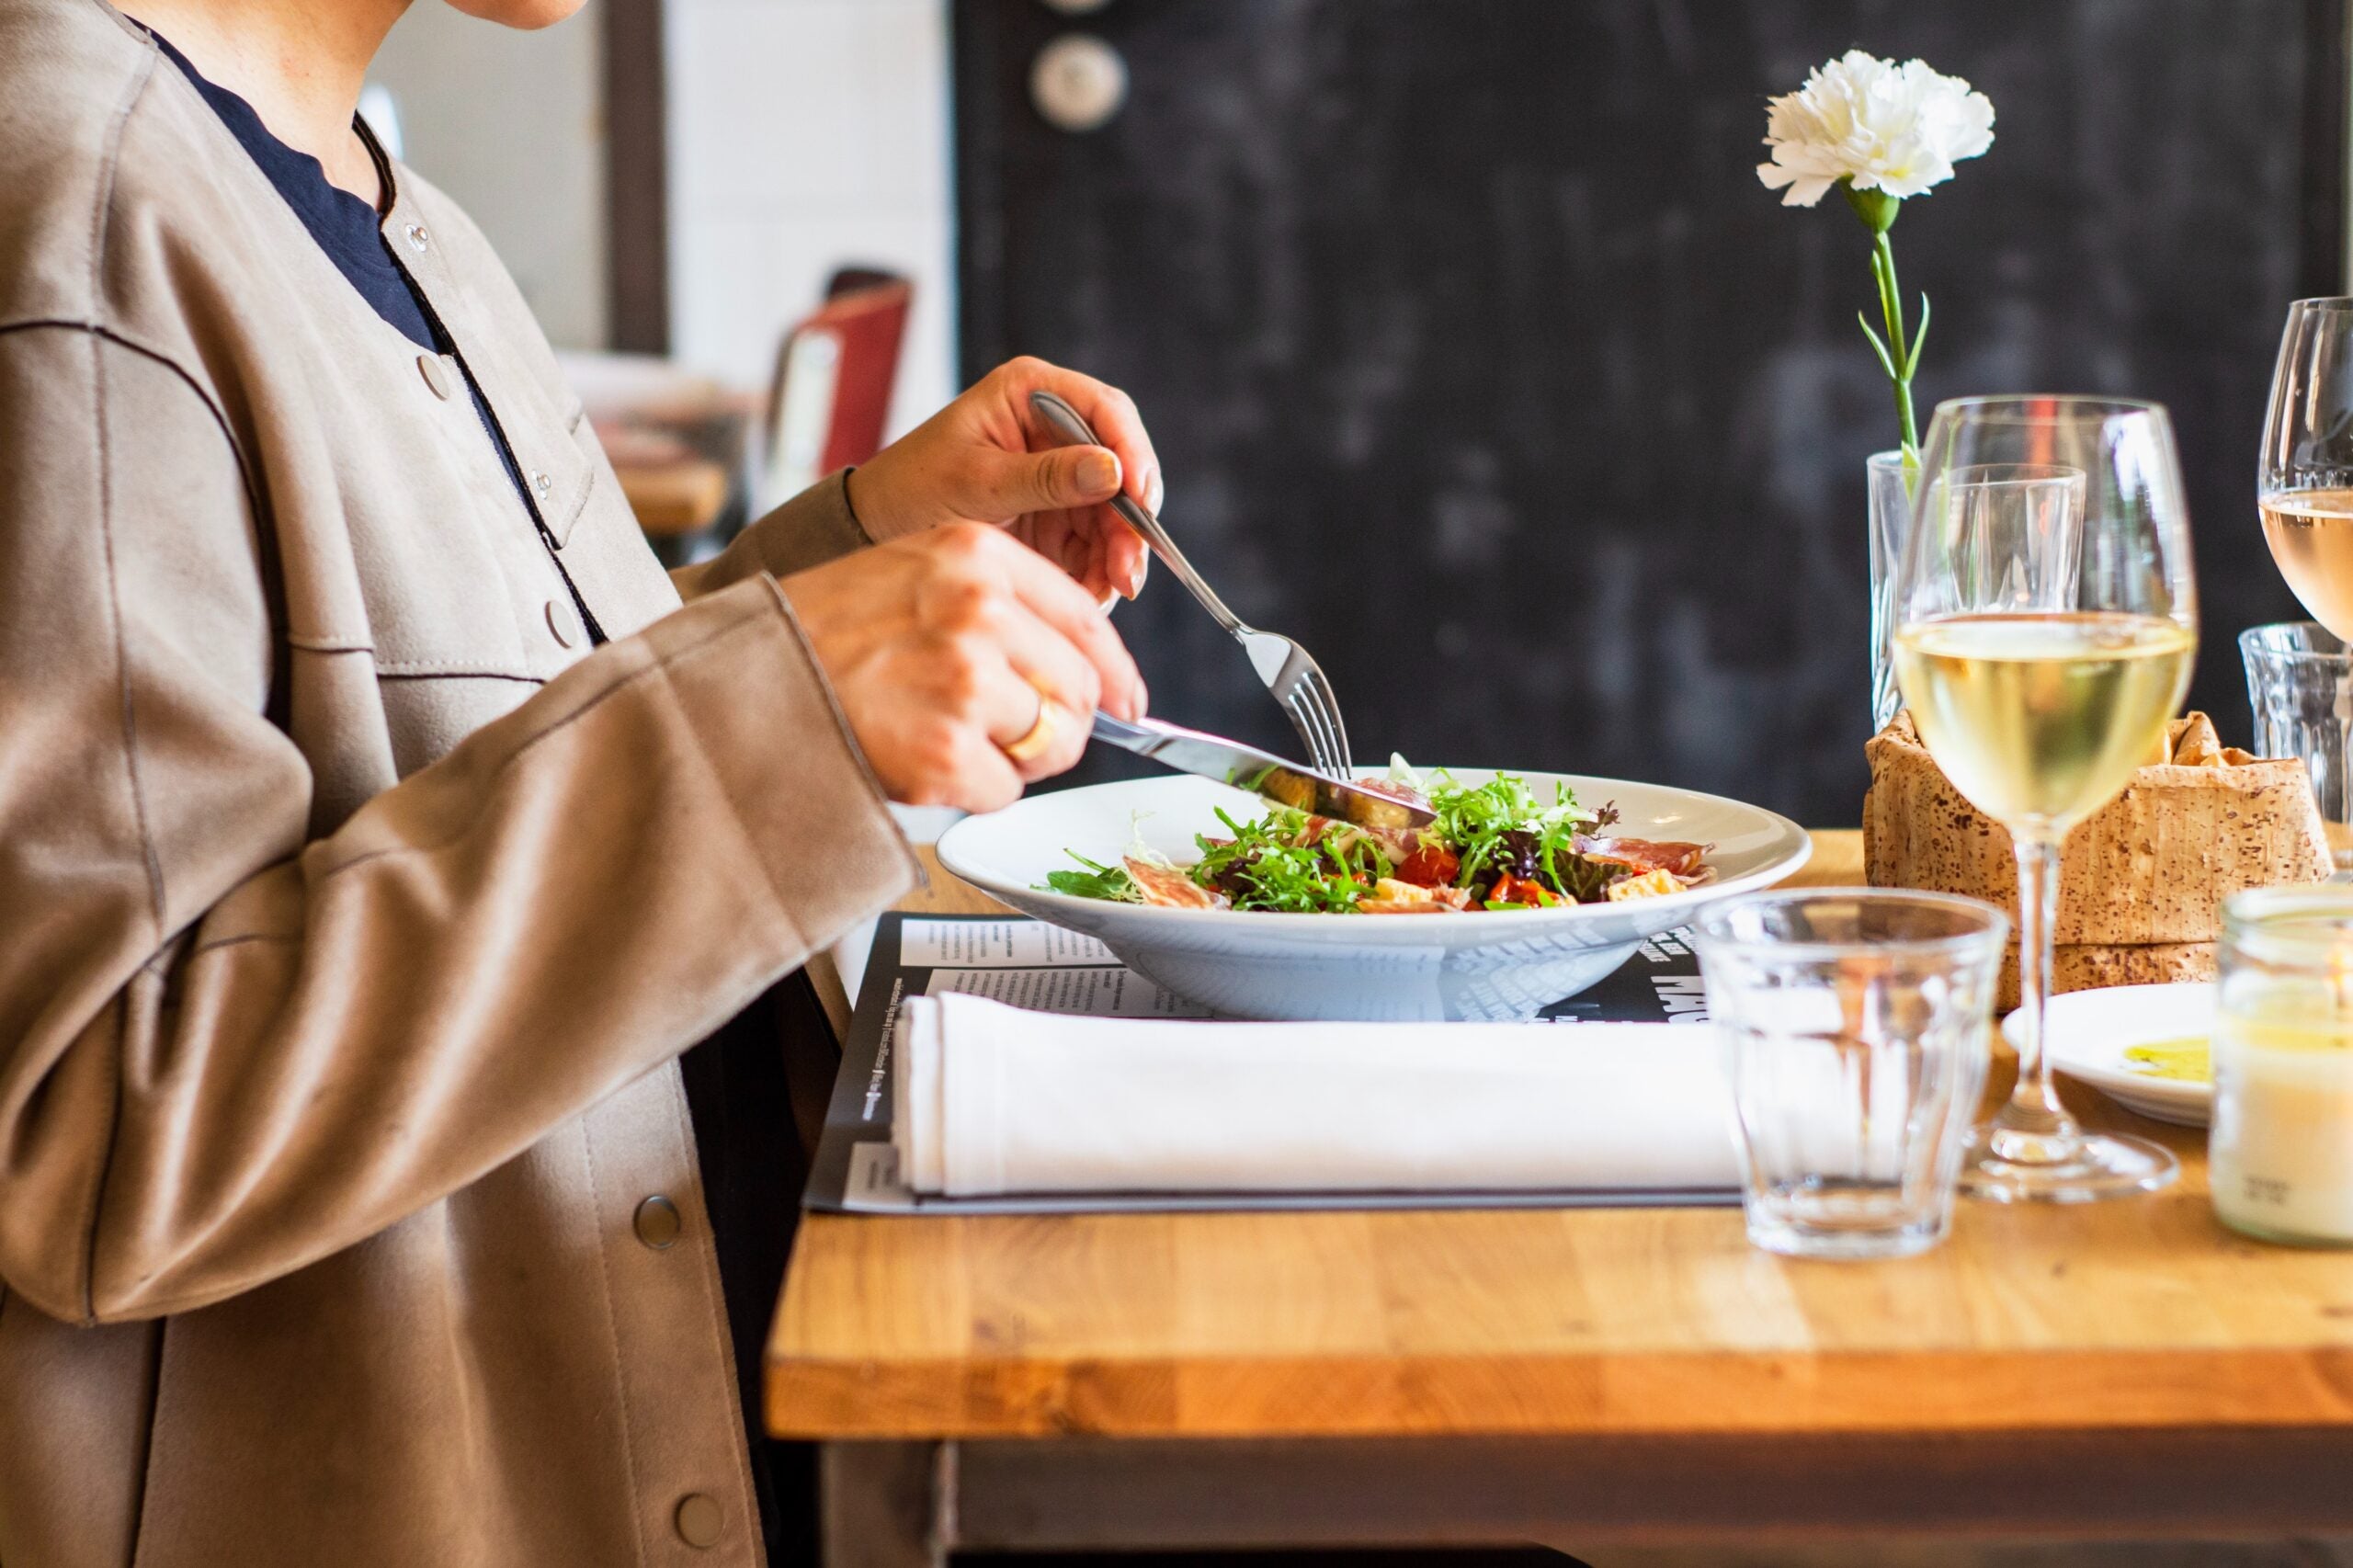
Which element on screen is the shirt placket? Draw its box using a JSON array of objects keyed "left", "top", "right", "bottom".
[{"left": 381, "top": 201, "right": 603, "bottom": 657}]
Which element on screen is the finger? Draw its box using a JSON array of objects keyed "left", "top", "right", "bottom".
[
  {"left": 1021, "top": 507, "right": 1125, "bottom": 603},
  {"left": 1007, "top": 364, "right": 1157, "bottom": 598},
  {"left": 1009, "top": 362, "right": 1163, "bottom": 516},
  {"left": 987, "top": 534, "right": 1147, "bottom": 720},
  {"left": 972, "top": 445, "right": 1122, "bottom": 518},
  {"left": 990, "top": 596, "right": 1106, "bottom": 720},
  {"left": 977, "top": 659, "right": 1089, "bottom": 783},
  {"left": 1105, "top": 519, "right": 1149, "bottom": 599},
  {"left": 942, "top": 722, "right": 1029, "bottom": 812}
]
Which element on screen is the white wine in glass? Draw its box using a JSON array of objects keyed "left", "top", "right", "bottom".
[
  {"left": 1896, "top": 613, "right": 2195, "bottom": 834},
  {"left": 1894, "top": 398, "right": 2196, "bottom": 1202},
  {"left": 2256, "top": 301, "right": 2353, "bottom": 862},
  {"left": 2261, "top": 300, "right": 2353, "bottom": 642},
  {"left": 2257, "top": 488, "right": 2353, "bottom": 642}
]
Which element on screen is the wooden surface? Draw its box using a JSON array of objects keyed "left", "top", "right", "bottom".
[
  {"left": 614, "top": 457, "right": 731, "bottom": 536},
  {"left": 768, "top": 830, "right": 2353, "bottom": 1442}
]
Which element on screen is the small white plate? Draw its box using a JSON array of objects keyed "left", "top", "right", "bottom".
[{"left": 2002, "top": 983, "right": 2214, "bottom": 1127}]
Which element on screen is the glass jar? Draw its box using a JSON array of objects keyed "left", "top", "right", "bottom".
[{"left": 2211, "top": 887, "right": 2353, "bottom": 1246}]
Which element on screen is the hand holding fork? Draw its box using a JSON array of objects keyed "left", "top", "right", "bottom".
[{"left": 1027, "top": 390, "right": 1354, "bottom": 778}]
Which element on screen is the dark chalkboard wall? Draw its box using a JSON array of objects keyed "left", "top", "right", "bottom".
[{"left": 956, "top": 0, "right": 2347, "bottom": 825}]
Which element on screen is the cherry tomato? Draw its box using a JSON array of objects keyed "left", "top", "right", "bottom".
[{"left": 1393, "top": 843, "right": 1461, "bottom": 888}]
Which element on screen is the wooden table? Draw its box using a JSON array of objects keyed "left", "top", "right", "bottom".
[
  {"left": 767, "top": 833, "right": 2353, "bottom": 1565},
  {"left": 614, "top": 456, "right": 732, "bottom": 537}
]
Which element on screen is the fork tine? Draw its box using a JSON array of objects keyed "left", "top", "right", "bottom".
[
  {"left": 1303, "top": 687, "right": 1345, "bottom": 778},
  {"left": 1288, "top": 689, "right": 1340, "bottom": 778},
  {"left": 1277, "top": 687, "right": 1332, "bottom": 776},
  {"left": 1302, "top": 685, "right": 1346, "bottom": 778},
  {"left": 1302, "top": 665, "right": 1352, "bottom": 776},
  {"left": 1284, "top": 665, "right": 1344, "bottom": 778},
  {"left": 1265, "top": 646, "right": 1334, "bottom": 775},
  {"left": 1277, "top": 679, "right": 1335, "bottom": 777}
]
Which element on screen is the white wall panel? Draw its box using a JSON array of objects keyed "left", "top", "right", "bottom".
[{"left": 666, "top": 0, "right": 956, "bottom": 437}]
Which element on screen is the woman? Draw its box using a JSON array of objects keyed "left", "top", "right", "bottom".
[{"left": 0, "top": 0, "right": 1159, "bottom": 1562}]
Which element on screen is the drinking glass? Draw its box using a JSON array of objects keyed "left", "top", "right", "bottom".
[
  {"left": 2260, "top": 299, "right": 2353, "bottom": 643},
  {"left": 1694, "top": 890, "right": 2006, "bottom": 1259},
  {"left": 2240, "top": 621, "right": 2353, "bottom": 869},
  {"left": 1893, "top": 396, "right": 2197, "bottom": 1201}
]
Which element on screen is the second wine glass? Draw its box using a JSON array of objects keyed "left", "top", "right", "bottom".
[
  {"left": 1893, "top": 395, "right": 2197, "bottom": 1202},
  {"left": 2255, "top": 298, "right": 2353, "bottom": 867}
]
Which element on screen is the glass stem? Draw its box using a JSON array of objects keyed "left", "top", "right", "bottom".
[
  {"left": 2339, "top": 668, "right": 2353, "bottom": 875},
  {"left": 1998, "top": 832, "right": 2076, "bottom": 1139}
]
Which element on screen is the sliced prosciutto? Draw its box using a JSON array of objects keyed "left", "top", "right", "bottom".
[
  {"left": 1123, "top": 858, "right": 1229, "bottom": 909},
  {"left": 1572, "top": 835, "right": 1712, "bottom": 881}
]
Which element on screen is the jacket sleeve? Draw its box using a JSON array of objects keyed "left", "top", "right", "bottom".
[
  {"left": 0, "top": 325, "right": 916, "bottom": 1325},
  {"left": 670, "top": 468, "right": 872, "bottom": 601}
]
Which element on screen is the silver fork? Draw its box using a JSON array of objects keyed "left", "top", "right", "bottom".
[{"left": 1027, "top": 390, "right": 1354, "bottom": 778}]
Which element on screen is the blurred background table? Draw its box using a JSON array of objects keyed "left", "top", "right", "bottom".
[
  {"left": 611, "top": 451, "right": 732, "bottom": 539},
  {"left": 770, "top": 831, "right": 2353, "bottom": 1567}
]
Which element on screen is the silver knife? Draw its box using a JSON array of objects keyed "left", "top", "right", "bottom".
[{"left": 1089, "top": 712, "right": 1433, "bottom": 830}]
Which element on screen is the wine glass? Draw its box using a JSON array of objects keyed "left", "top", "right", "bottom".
[
  {"left": 2261, "top": 299, "right": 2353, "bottom": 641},
  {"left": 2256, "top": 299, "right": 2353, "bottom": 869},
  {"left": 1893, "top": 396, "right": 2196, "bottom": 1202}
]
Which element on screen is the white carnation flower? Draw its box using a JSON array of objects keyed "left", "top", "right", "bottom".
[{"left": 1756, "top": 50, "right": 1995, "bottom": 209}]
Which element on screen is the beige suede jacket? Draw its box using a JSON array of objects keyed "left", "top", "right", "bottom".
[{"left": 0, "top": 1, "right": 922, "bottom": 1563}]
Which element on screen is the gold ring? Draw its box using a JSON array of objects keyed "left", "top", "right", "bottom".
[{"left": 1001, "top": 684, "right": 1059, "bottom": 764}]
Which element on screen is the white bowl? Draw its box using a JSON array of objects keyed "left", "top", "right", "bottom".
[
  {"left": 936, "top": 768, "right": 1812, "bottom": 1021},
  {"left": 2002, "top": 982, "right": 2214, "bottom": 1127}
]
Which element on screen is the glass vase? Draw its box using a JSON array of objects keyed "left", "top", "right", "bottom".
[{"left": 1867, "top": 449, "right": 1912, "bottom": 733}]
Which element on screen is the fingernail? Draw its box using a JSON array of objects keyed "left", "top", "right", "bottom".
[{"left": 1078, "top": 449, "right": 1120, "bottom": 496}]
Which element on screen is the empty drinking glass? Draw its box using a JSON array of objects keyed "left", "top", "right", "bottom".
[
  {"left": 1945, "top": 463, "right": 2086, "bottom": 611},
  {"left": 2241, "top": 621, "right": 2353, "bottom": 870},
  {"left": 1693, "top": 890, "right": 2007, "bottom": 1260}
]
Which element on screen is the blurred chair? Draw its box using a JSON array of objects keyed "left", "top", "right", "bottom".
[
  {"left": 757, "top": 268, "right": 912, "bottom": 513},
  {"left": 556, "top": 351, "right": 753, "bottom": 568}
]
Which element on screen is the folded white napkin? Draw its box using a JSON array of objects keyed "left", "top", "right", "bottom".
[{"left": 892, "top": 993, "right": 1738, "bottom": 1197}]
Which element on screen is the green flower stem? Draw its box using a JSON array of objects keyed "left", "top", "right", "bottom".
[
  {"left": 1870, "top": 229, "right": 1919, "bottom": 467},
  {"left": 1842, "top": 180, "right": 1925, "bottom": 477}
]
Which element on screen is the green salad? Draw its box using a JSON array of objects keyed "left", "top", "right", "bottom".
[{"left": 1041, "top": 762, "right": 1709, "bottom": 915}]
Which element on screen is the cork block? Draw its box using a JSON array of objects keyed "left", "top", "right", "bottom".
[{"left": 1863, "top": 711, "right": 2331, "bottom": 1009}]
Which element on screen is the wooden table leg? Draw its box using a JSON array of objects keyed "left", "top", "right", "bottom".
[{"left": 819, "top": 1441, "right": 954, "bottom": 1568}]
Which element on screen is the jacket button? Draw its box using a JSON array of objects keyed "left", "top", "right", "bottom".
[
  {"left": 532, "top": 470, "right": 554, "bottom": 496},
  {"left": 674, "top": 1494, "right": 723, "bottom": 1549},
  {"left": 416, "top": 354, "right": 451, "bottom": 400},
  {"left": 543, "top": 598, "right": 577, "bottom": 649},
  {"left": 633, "top": 1195, "right": 681, "bottom": 1250},
  {"left": 404, "top": 222, "right": 430, "bottom": 252}
]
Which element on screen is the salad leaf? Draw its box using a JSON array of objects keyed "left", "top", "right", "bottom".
[
  {"left": 1042, "top": 851, "right": 1144, "bottom": 903},
  {"left": 1424, "top": 771, "right": 1598, "bottom": 892},
  {"left": 1189, "top": 806, "right": 1371, "bottom": 913}
]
